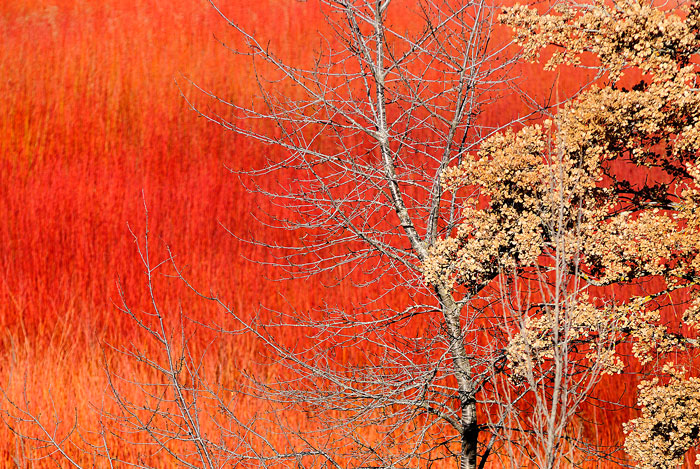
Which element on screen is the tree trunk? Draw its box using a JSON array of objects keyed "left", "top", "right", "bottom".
[
  {"left": 438, "top": 286, "right": 479, "bottom": 469},
  {"left": 461, "top": 397, "right": 479, "bottom": 469}
]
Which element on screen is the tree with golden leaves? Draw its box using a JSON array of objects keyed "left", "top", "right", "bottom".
[{"left": 424, "top": 0, "right": 700, "bottom": 466}]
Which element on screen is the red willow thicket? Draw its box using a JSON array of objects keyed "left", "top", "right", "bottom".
[
  {"left": 0, "top": 0, "right": 329, "bottom": 464},
  {"left": 0, "top": 0, "right": 677, "bottom": 466}
]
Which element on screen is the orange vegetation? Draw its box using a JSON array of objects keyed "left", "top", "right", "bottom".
[{"left": 0, "top": 0, "right": 689, "bottom": 466}]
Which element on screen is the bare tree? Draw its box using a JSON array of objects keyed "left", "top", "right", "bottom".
[
  {"left": 170, "top": 0, "right": 597, "bottom": 467},
  {"left": 183, "top": 0, "right": 533, "bottom": 468}
]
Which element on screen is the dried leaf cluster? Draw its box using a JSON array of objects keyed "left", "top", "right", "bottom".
[
  {"left": 424, "top": 0, "right": 700, "bottom": 465},
  {"left": 624, "top": 364, "right": 700, "bottom": 468}
]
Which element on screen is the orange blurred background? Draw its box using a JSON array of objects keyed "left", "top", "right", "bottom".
[{"left": 0, "top": 0, "right": 688, "bottom": 466}]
